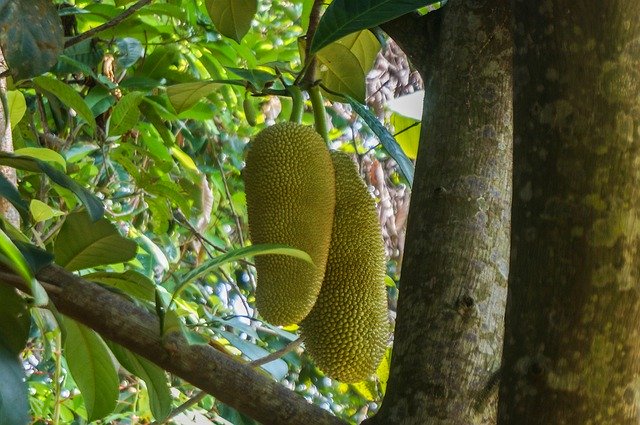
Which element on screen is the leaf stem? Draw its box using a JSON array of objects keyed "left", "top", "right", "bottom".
[
  {"left": 309, "top": 85, "right": 329, "bottom": 144},
  {"left": 288, "top": 85, "right": 304, "bottom": 124}
]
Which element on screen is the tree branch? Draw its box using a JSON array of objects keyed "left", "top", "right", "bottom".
[
  {"left": 0, "top": 264, "right": 344, "bottom": 425},
  {"left": 64, "top": 0, "right": 153, "bottom": 48}
]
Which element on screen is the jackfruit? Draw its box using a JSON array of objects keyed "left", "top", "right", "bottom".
[
  {"left": 301, "top": 152, "right": 389, "bottom": 383},
  {"left": 243, "top": 122, "right": 335, "bottom": 325}
]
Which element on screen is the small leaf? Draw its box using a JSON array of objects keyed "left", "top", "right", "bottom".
[
  {"left": 54, "top": 211, "right": 138, "bottom": 271},
  {"left": 107, "top": 343, "right": 172, "bottom": 421},
  {"left": 0, "top": 285, "right": 30, "bottom": 355},
  {"left": 206, "top": 0, "right": 258, "bottom": 43},
  {"left": 30, "top": 199, "right": 64, "bottom": 222},
  {"left": 347, "top": 96, "right": 414, "bottom": 186},
  {"left": 109, "top": 92, "right": 145, "bottom": 136},
  {"left": 310, "top": 0, "right": 440, "bottom": 54},
  {"left": 0, "top": 344, "right": 29, "bottom": 425},
  {"left": 0, "top": 173, "right": 29, "bottom": 219},
  {"left": 167, "top": 81, "right": 221, "bottom": 114},
  {"left": 6, "top": 91, "right": 26, "bottom": 129},
  {"left": 116, "top": 37, "right": 144, "bottom": 68},
  {"left": 0, "top": 228, "right": 48, "bottom": 306},
  {"left": 33, "top": 76, "right": 97, "bottom": 131},
  {"left": 0, "top": 0, "right": 64, "bottom": 79},
  {"left": 63, "top": 317, "right": 119, "bottom": 422}
]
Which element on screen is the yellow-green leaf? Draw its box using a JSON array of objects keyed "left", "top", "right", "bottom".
[
  {"left": 205, "top": 0, "right": 258, "bottom": 43},
  {"left": 390, "top": 113, "right": 420, "bottom": 159},
  {"left": 166, "top": 82, "right": 220, "bottom": 114},
  {"left": 33, "top": 75, "right": 96, "bottom": 131},
  {"left": 14, "top": 147, "right": 66, "bottom": 171},
  {"left": 30, "top": 200, "right": 64, "bottom": 222},
  {"left": 6, "top": 91, "right": 26, "bottom": 129}
]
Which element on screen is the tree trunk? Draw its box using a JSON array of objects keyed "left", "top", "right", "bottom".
[
  {"left": 0, "top": 50, "right": 20, "bottom": 227},
  {"left": 499, "top": 2, "right": 640, "bottom": 423},
  {"left": 370, "top": 2, "right": 512, "bottom": 423}
]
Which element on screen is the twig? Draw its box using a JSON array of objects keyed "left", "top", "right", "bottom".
[
  {"left": 151, "top": 390, "right": 207, "bottom": 425},
  {"left": 248, "top": 337, "right": 304, "bottom": 368},
  {"left": 64, "top": 0, "right": 153, "bottom": 48}
]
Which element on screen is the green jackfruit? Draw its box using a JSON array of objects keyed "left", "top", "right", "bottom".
[
  {"left": 301, "top": 152, "right": 389, "bottom": 382},
  {"left": 243, "top": 122, "right": 335, "bottom": 325}
]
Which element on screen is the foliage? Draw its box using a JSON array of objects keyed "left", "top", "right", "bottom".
[{"left": 0, "top": 0, "right": 427, "bottom": 423}]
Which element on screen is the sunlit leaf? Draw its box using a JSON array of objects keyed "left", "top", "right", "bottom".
[
  {"left": 63, "top": 317, "right": 119, "bottom": 422},
  {"left": 30, "top": 199, "right": 64, "bottom": 222},
  {"left": 205, "top": 0, "right": 258, "bottom": 43},
  {"left": 6, "top": 91, "right": 26, "bottom": 129},
  {"left": 54, "top": 211, "right": 138, "bottom": 271},
  {"left": 390, "top": 113, "right": 420, "bottom": 159},
  {"left": 317, "top": 31, "right": 380, "bottom": 102},
  {"left": 14, "top": 147, "right": 66, "bottom": 170},
  {"left": 167, "top": 81, "right": 221, "bottom": 114}
]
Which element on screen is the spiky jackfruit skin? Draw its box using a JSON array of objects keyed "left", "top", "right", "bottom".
[
  {"left": 244, "top": 123, "right": 335, "bottom": 325},
  {"left": 301, "top": 152, "right": 389, "bottom": 383}
]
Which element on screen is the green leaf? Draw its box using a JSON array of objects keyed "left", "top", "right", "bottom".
[
  {"left": 167, "top": 81, "right": 221, "bottom": 114},
  {"left": 0, "top": 228, "right": 48, "bottom": 306},
  {"left": 310, "top": 0, "right": 440, "bottom": 54},
  {"left": 0, "top": 173, "right": 29, "bottom": 219},
  {"left": 0, "top": 0, "right": 63, "bottom": 79},
  {"left": 109, "top": 92, "right": 145, "bottom": 136},
  {"left": 54, "top": 211, "right": 138, "bottom": 271},
  {"left": 0, "top": 344, "right": 29, "bottom": 425},
  {"left": 6, "top": 91, "right": 26, "bottom": 129},
  {"left": 317, "top": 31, "right": 380, "bottom": 102},
  {"left": 14, "top": 147, "right": 67, "bottom": 170},
  {"left": 30, "top": 199, "right": 65, "bottom": 222},
  {"left": 206, "top": 0, "right": 258, "bottom": 43},
  {"left": 0, "top": 285, "right": 30, "bottom": 355},
  {"left": 347, "top": 96, "right": 414, "bottom": 186},
  {"left": 107, "top": 343, "right": 172, "bottom": 421},
  {"left": 33, "top": 76, "right": 97, "bottom": 131},
  {"left": 84, "top": 270, "right": 158, "bottom": 303},
  {"left": 63, "top": 317, "right": 119, "bottom": 422},
  {"left": 390, "top": 112, "right": 420, "bottom": 159}
]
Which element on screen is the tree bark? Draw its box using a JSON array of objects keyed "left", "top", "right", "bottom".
[
  {"left": 370, "top": 2, "right": 512, "bottom": 424},
  {"left": 499, "top": 2, "right": 640, "bottom": 423},
  {"left": 0, "top": 50, "right": 20, "bottom": 227},
  {"left": 0, "top": 264, "right": 344, "bottom": 425}
]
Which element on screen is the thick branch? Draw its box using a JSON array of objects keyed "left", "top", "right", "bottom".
[{"left": 0, "top": 264, "right": 343, "bottom": 425}]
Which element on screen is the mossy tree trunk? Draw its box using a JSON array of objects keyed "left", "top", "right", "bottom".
[
  {"left": 370, "top": 2, "right": 512, "bottom": 423},
  {"left": 499, "top": 2, "right": 640, "bottom": 423}
]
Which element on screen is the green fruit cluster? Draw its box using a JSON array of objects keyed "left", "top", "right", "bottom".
[{"left": 243, "top": 123, "right": 389, "bottom": 382}]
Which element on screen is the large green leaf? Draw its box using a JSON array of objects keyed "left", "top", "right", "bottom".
[
  {"left": 84, "top": 270, "right": 158, "bottom": 303},
  {"left": 0, "top": 344, "right": 29, "bottom": 425},
  {"left": 63, "top": 317, "right": 119, "bottom": 422},
  {"left": 167, "top": 81, "right": 222, "bottom": 114},
  {"left": 109, "top": 91, "right": 145, "bottom": 136},
  {"left": 6, "top": 91, "right": 26, "bottom": 129},
  {"left": 33, "top": 76, "right": 97, "bottom": 131},
  {"left": 205, "top": 0, "right": 258, "bottom": 43},
  {"left": 0, "top": 152, "right": 104, "bottom": 221},
  {"left": 54, "top": 211, "right": 138, "bottom": 271},
  {"left": 0, "top": 0, "right": 63, "bottom": 79},
  {"left": 310, "top": 0, "right": 441, "bottom": 54},
  {"left": 107, "top": 342, "right": 172, "bottom": 421},
  {"left": 0, "top": 285, "right": 30, "bottom": 355},
  {"left": 317, "top": 31, "right": 380, "bottom": 102},
  {"left": 347, "top": 96, "right": 414, "bottom": 186}
]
